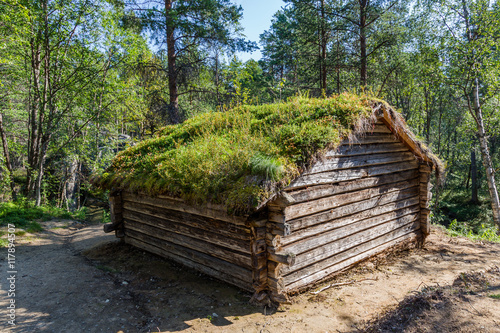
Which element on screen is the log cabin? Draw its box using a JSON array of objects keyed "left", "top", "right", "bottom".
[{"left": 95, "top": 94, "right": 443, "bottom": 304}]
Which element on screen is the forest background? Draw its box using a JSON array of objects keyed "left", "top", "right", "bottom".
[{"left": 1, "top": 0, "right": 500, "bottom": 240}]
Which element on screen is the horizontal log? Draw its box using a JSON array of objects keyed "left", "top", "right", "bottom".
[
  {"left": 283, "top": 177, "right": 419, "bottom": 221},
  {"left": 123, "top": 200, "right": 250, "bottom": 240},
  {"left": 266, "top": 233, "right": 281, "bottom": 248},
  {"left": 342, "top": 133, "right": 399, "bottom": 145},
  {"left": 268, "top": 251, "right": 296, "bottom": 266},
  {"left": 268, "top": 261, "right": 283, "bottom": 280},
  {"left": 122, "top": 192, "right": 248, "bottom": 226},
  {"left": 366, "top": 123, "right": 393, "bottom": 133},
  {"left": 327, "top": 142, "right": 409, "bottom": 157},
  {"left": 283, "top": 208, "right": 419, "bottom": 256},
  {"left": 284, "top": 231, "right": 418, "bottom": 290},
  {"left": 268, "top": 277, "right": 285, "bottom": 294},
  {"left": 285, "top": 169, "right": 419, "bottom": 203},
  {"left": 266, "top": 222, "right": 291, "bottom": 236},
  {"left": 287, "top": 185, "right": 419, "bottom": 232},
  {"left": 306, "top": 152, "right": 416, "bottom": 175},
  {"left": 282, "top": 215, "right": 420, "bottom": 275},
  {"left": 252, "top": 239, "right": 266, "bottom": 255},
  {"left": 280, "top": 196, "right": 420, "bottom": 246},
  {"left": 288, "top": 161, "right": 418, "bottom": 190},
  {"left": 123, "top": 209, "right": 251, "bottom": 254},
  {"left": 125, "top": 236, "right": 253, "bottom": 291},
  {"left": 124, "top": 221, "right": 252, "bottom": 269},
  {"left": 252, "top": 252, "right": 267, "bottom": 270}
]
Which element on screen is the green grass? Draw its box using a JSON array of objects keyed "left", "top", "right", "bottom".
[
  {"left": 0, "top": 200, "right": 88, "bottom": 230},
  {"left": 95, "top": 93, "right": 376, "bottom": 213},
  {"left": 489, "top": 294, "right": 500, "bottom": 300}
]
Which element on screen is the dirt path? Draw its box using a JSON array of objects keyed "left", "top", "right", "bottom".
[{"left": 1, "top": 223, "right": 500, "bottom": 333}]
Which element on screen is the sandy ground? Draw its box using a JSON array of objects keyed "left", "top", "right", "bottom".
[{"left": 0, "top": 222, "right": 499, "bottom": 333}]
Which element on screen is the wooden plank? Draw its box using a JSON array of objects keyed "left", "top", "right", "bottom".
[
  {"left": 306, "top": 152, "right": 416, "bottom": 174},
  {"left": 282, "top": 215, "right": 420, "bottom": 275},
  {"left": 288, "top": 186, "right": 419, "bottom": 231},
  {"left": 283, "top": 208, "right": 419, "bottom": 256},
  {"left": 122, "top": 209, "right": 251, "bottom": 254},
  {"left": 286, "top": 169, "right": 419, "bottom": 203},
  {"left": 281, "top": 196, "right": 420, "bottom": 246},
  {"left": 122, "top": 192, "right": 248, "bottom": 226},
  {"left": 327, "top": 142, "right": 408, "bottom": 157},
  {"left": 125, "top": 236, "right": 253, "bottom": 291},
  {"left": 123, "top": 200, "right": 250, "bottom": 240},
  {"left": 288, "top": 161, "right": 419, "bottom": 190},
  {"left": 341, "top": 133, "right": 399, "bottom": 145},
  {"left": 124, "top": 220, "right": 252, "bottom": 269},
  {"left": 283, "top": 177, "right": 419, "bottom": 220},
  {"left": 365, "top": 123, "right": 393, "bottom": 133},
  {"left": 284, "top": 231, "right": 418, "bottom": 291}
]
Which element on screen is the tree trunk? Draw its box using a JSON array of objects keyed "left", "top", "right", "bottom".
[
  {"left": 0, "top": 113, "right": 16, "bottom": 199},
  {"left": 462, "top": 0, "right": 500, "bottom": 233},
  {"left": 359, "top": 0, "right": 367, "bottom": 88},
  {"left": 471, "top": 150, "right": 479, "bottom": 204},
  {"left": 320, "top": 0, "right": 327, "bottom": 94},
  {"left": 65, "top": 157, "right": 79, "bottom": 211},
  {"left": 165, "top": 0, "right": 180, "bottom": 124}
]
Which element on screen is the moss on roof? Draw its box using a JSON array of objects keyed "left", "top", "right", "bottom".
[{"left": 94, "top": 93, "right": 431, "bottom": 214}]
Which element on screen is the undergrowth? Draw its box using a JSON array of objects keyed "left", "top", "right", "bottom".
[
  {"left": 94, "top": 93, "right": 375, "bottom": 213},
  {"left": 0, "top": 200, "right": 88, "bottom": 231},
  {"left": 432, "top": 178, "right": 500, "bottom": 242}
]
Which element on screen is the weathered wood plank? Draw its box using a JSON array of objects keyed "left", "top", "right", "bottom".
[
  {"left": 283, "top": 177, "right": 419, "bottom": 220},
  {"left": 122, "top": 192, "right": 248, "bottom": 226},
  {"left": 285, "top": 169, "right": 419, "bottom": 203},
  {"left": 288, "top": 161, "right": 419, "bottom": 190},
  {"left": 365, "top": 123, "right": 393, "bottom": 133},
  {"left": 123, "top": 200, "right": 250, "bottom": 240},
  {"left": 283, "top": 208, "right": 419, "bottom": 256},
  {"left": 282, "top": 215, "right": 420, "bottom": 275},
  {"left": 327, "top": 142, "right": 408, "bottom": 157},
  {"left": 125, "top": 236, "right": 253, "bottom": 290},
  {"left": 342, "top": 133, "right": 399, "bottom": 145},
  {"left": 286, "top": 186, "right": 419, "bottom": 231},
  {"left": 283, "top": 231, "right": 418, "bottom": 291},
  {"left": 122, "top": 209, "right": 251, "bottom": 254},
  {"left": 124, "top": 220, "right": 252, "bottom": 269},
  {"left": 306, "top": 152, "right": 416, "bottom": 174},
  {"left": 280, "top": 196, "right": 420, "bottom": 246}
]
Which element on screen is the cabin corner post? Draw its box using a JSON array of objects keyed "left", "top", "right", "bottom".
[
  {"left": 265, "top": 200, "right": 294, "bottom": 304},
  {"left": 249, "top": 216, "right": 268, "bottom": 303},
  {"left": 104, "top": 190, "right": 124, "bottom": 238},
  {"left": 419, "top": 164, "right": 433, "bottom": 240}
]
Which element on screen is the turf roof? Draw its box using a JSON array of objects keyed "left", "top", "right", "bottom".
[{"left": 94, "top": 93, "right": 427, "bottom": 214}]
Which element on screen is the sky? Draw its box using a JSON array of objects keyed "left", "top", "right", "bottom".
[{"left": 233, "top": 0, "right": 285, "bottom": 62}]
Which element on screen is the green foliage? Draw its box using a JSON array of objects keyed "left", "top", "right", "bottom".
[
  {"left": 95, "top": 93, "right": 373, "bottom": 213},
  {"left": 489, "top": 294, "right": 500, "bottom": 300},
  {"left": 0, "top": 200, "right": 87, "bottom": 230},
  {"left": 432, "top": 182, "right": 500, "bottom": 243}
]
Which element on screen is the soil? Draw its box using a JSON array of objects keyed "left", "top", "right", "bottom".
[{"left": 1, "top": 222, "right": 500, "bottom": 333}]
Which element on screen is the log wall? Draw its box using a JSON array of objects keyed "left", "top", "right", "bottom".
[
  {"left": 119, "top": 192, "right": 256, "bottom": 292},
  {"left": 267, "top": 121, "right": 425, "bottom": 295}
]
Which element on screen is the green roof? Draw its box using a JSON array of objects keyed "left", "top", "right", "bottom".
[{"left": 94, "top": 94, "right": 395, "bottom": 214}]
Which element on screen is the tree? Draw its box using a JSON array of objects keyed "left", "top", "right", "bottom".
[
  {"left": 439, "top": 0, "right": 500, "bottom": 233},
  {"left": 130, "top": 0, "right": 255, "bottom": 123}
]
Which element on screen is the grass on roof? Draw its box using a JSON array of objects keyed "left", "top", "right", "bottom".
[{"left": 94, "top": 93, "right": 374, "bottom": 214}]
